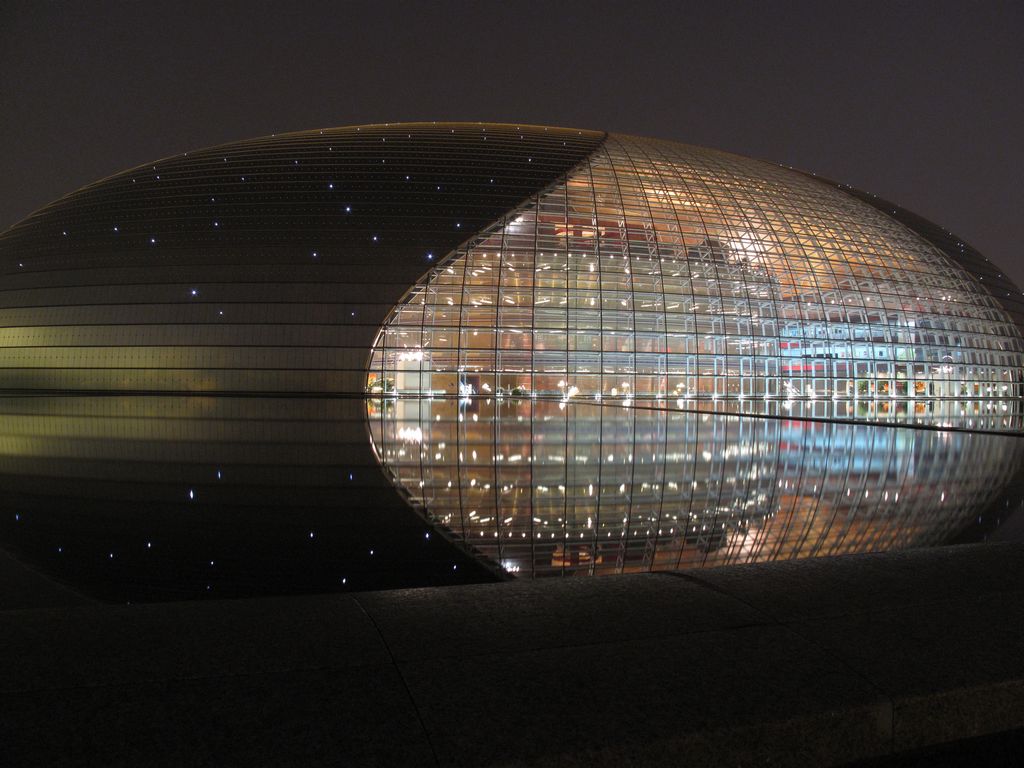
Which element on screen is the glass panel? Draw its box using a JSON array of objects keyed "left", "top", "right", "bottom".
[{"left": 368, "top": 135, "right": 1024, "bottom": 577}]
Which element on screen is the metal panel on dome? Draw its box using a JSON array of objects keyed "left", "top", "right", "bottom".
[
  {"left": 0, "top": 123, "right": 605, "bottom": 396},
  {"left": 0, "top": 122, "right": 1021, "bottom": 595}
]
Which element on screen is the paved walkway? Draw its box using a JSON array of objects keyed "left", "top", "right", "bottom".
[{"left": 2, "top": 542, "right": 1023, "bottom": 766}]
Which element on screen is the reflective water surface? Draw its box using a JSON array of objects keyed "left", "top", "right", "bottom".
[
  {"left": 0, "top": 396, "right": 496, "bottom": 602},
  {"left": 371, "top": 393, "right": 1024, "bottom": 577},
  {"left": 1, "top": 394, "right": 1021, "bottom": 603}
]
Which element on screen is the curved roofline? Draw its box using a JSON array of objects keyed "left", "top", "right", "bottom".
[
  {"left": 1, "top": 121, "right": 606, "bottom": 239},
  {"left": 791, "top": 167, "right": 1024, "bottom": 335}
]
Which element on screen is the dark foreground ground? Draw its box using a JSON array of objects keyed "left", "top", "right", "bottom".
[{"left": 1, "top": 542, "right": 1022, "bottom": 767}]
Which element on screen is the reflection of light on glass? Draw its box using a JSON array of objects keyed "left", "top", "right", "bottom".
[
  {"left": 368, "top": 392, "right": 1021, "bottom": 578},
  {"left": 729, "top": 231, "right": 768, "bottom": 262},
  {"left": 365, "top": 133, "right": 1024, "bottom": 578},
  {"left": 398, "top": 427, "right": 422, "bottom": 443}
]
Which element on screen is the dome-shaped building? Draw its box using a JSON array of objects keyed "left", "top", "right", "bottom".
[{"left": 1, "top": 123, "right": 1022, "bottom": 590}]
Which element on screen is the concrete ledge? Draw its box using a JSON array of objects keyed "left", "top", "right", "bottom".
[{"left": 1, "top": 542, "right": 1023, "bottom": 766}]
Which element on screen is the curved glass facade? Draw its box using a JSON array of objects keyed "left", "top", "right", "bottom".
[
  {"left": 367, "top": 399, "right": 1022, "bottom": 576},
  {"left": 368, "top": 133, "right": 1024, "bottom": 576},
  {"left": 1, "top": 123, "right": 1021, "bottom": 593}
]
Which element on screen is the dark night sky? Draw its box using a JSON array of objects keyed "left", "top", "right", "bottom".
[{"left": 2, "top": 1, "right": 1021, "bottom": 284}]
